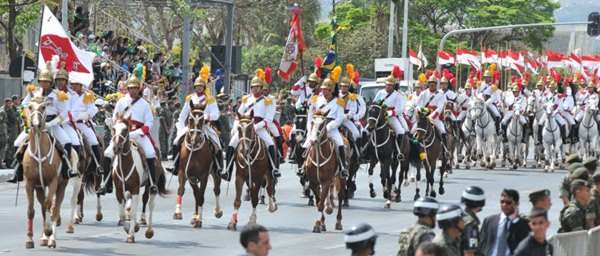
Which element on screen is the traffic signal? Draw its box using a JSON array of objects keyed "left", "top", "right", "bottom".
[{"left": 588, "top": 12, "right": 600, "bottom": 37}]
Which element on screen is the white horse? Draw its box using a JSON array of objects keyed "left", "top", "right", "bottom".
[
  {"left": 526, "top": 96, "right": 545, "bottom": 168},
  {"left": 578, "top": 104, "right": 598, "bottom": 160},
  {"left": 460, "top": 106, "right": 477, "bottom": 169},
  {"left": 505, "top": 103, "right": 527, "bottom": 169},
  {"left": 469, "top": 98, "right": 497, "bottom": 169},
  {"left": 540, "top": 101, "right": 563, "bottom": 172}
]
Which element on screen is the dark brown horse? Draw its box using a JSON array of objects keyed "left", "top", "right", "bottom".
[
  {"left": 292, "top": 109, "right": 314, "bottom": 206},
  {"left": 76, "top": 138, "right": 108, "bottom": 226},
  {"left": 413, "top": 110, "right": 446, "bottom": 198},
  {"left": 227, "top": 117, "right": 277, "bottom": 231},
  {"left": 64, "top": 129, "right": 91, "bottom": 234},
  {"left": 172, "top": 103, "right": 223, "bottom": 227},
  {"left": 111, "top": 117, "right": 167, "bottom": 243},
  {"left": 22, "top": 98, "right": 66, "bottom": 248},
  {"left": 304, "top": 113, "right": 345, "bottom": 233}
]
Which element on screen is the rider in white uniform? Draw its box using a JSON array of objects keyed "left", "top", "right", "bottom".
[
  {"left": 8, "top": 62, "right": 77, "bottom": 183},
  {"left": 373, "top": 75, "right": 409, "bottom": 153},
  {"left": 223, "top": 72, "right": 280, "bottom": 181},
  {"left": 555, "top": 82, "right": 575, "bottom": 143},
  {"left": 302, "top": 78, "right": 348, "bottom": 177},
  {"left": 170, "top": 73, "right": 222, "bottom": 176},
  {"left": 103, "top": 75, "right": 159, "bottom": 194},
  {"left": 501, "top": 84, "right": 527, "bottom": 142},
  {"left": 414, "top": 76, "right": 447, "bottom": 146},
  {"left": 262, "top": 84, "right": 285, "bottom": 165},
  {"left": 288, "top": 72, "right": 320, "bottom": 161},
  {"left": 574, "top": 81, "right": 599, "bottom": 140},
  {"left": 69, "top": 77, "right": 103, "bottom": 174}
]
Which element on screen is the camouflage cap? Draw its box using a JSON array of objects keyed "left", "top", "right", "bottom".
[
  {"left": 570, "top": 179, "right": 590, "bottom": 194},
  {"left": 568, "top": 162, "right": 584, "bottom": 173},
  {"left": 528, "top": 189, "right": 550, "bottom": 203},
  {"left": 570, "top": 167, "right": 590, "bottom": 181},
  {"left": 565, "top": 153, "right": 582, "bottom": 164},
  {"left": 583, "top": 158, "right": 598, "bottom": 172},
  {"left": 593, "top": 171, "right": 600, "bottom": 183}
]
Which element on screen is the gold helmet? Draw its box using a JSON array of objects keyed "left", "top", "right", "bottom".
[
  {"left": 440, "top": 77, "right": 449, "bottom": 84},
  {"left": 483, "top": 70, "right": 491, "bottom": 77},
  {"left": 340, "top": 77, "right": 351, "bottom": 87},
  {"left": 38, "top": 61, "right": 54, "bottom": 82},
  {"left": 308, "top": 73, "right": 320, "bottom": 83},
  {"left": 511, "top": 84, "right": 520, "bottom": 92},
  {"left": 536, "top": 79, "right": 544, "bottom": 86},
  {"left": 385, "top": 75, "right": 397, "bottom": 85},
  {"left": 194, "top": 76, "right": 207, "bottom": 87},
  {"left": 54, "top": 63, "right": 69, "bottom": 81},
  {"left": 427, "top": 75, "right": 438, "bottom": 83},
  {"left": 320, "top": 78, "right": 336, "bottom": 90},
  {"left": 250, "top": 76, "right": 264, "bottom": 87},
  {"left": 126, "top": 75, "right": 141, "bottom": 88}
]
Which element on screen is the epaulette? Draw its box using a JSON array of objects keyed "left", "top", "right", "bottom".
[
  {"left": 310, "top": 95, "right": 318, "bottom": 104},
  {"left": 264, "top": 97, "right": 273, "bottom": 106},
  {"left": 83, "top": 91, "right": 95, "bottom": 105},
  {"left": 206, "top": 95, "right": 216, "bottom": 104},
  {"left": 242, "top": 95, "right": 249, "bottom": 104},
  {"left": 348, "top": 93, "right": 357, "bottom": 101},
  {"left": 336, "top": 97, "right": 345, "bottom": 107},
  {"left": 56, "top": 90, "right": 69, "bottom": 102}
]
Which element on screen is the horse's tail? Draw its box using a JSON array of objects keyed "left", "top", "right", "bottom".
[
  {"left": 408, "top": 141, "right": 421, "bottom": 166},
  {"left": 82, "top": 168, "right": 97, "bottom": 193},
  {"left": 157, "top": 171, "right": 169, "bottom": 197}
]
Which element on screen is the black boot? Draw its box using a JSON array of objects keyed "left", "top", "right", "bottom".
[
  {"left": 559, "top": 125, "right": 567, "bottom": 143},
  {"left": 501, "top": 123, "right": 508, "bottom": 143},
  {"left": 537, "top": 125, "right": 543, "bottom": 145},
  {"left": 166, "top": 143, "right": 181, "bottom": 175},
  {"left": 288, "top": 133, "right": 297, "bottom": 163},
  {"left": 521, "top": 124, "right": 528, "bottom": 144},
  {"left": 146, "top": 158, "right": 158, "bottom": 194},
  {"left": 275, "top": 136, "right": 285, "bottom": 164},
  {"left": 97, "top": 157, "right": 113, "bottom": 195},
  {"left": 91, "top": 145, "right": 103, "bottom": 174},
  {"left": 337, "top": 146, "right": 349, "bottom": 178},
  {"left": 268, "top": 145, "right": 281, "bottom": 178},
  {"left": 396, "top": 134, "right": 404, "bottom": 159},
  {"left": 7, "top": 146, "right": 25, "bottom": 183},
  {"left": 221, "top": 146, "right": 235, "bottom": 181},
  {"left": 494, "top": 116, "right": 501, "bottom": 135},
  {"left": 61, "top": 143, "right": 77, "bottom": 179},
  {"left": 572, "top": 124, "right": 579, "bottom": 143}
]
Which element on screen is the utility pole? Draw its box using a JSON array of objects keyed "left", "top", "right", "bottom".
[
  {"left": 401, "top": 0, "right": 409, "bottom": 83},
  {"left": 224, "top": 3, "right": 234, "bottom": 94},
  {"left": 61, "top": 0, "right": 69, "bottom": 31},
  {"left": 387, "top": 0, "right": 396, "bottom": 57}
]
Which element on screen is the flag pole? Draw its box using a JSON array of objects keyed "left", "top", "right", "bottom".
[{"left": 35, "top": 1, "right": 46, "bottom": 78}]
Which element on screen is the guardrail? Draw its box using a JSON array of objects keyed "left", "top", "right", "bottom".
[{"left": 549, "top": 225, "right": 600, "bottom": 256}]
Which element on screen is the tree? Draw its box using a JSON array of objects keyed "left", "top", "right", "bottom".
[{"left": 0, "top": 0, "right": 42, "bottom": 62}]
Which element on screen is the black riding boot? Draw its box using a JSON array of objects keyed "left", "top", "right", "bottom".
[
  {"left": 221, "top": 146, "right": 235, "bottom": 181},
  {"left": 537, "top": 125, "right": 543, "bottom": 145},
  {"left": 275, "top": 136, "right": 285, "bottom": 164},
  {"left": 61, "top": 143, "right": 77, "bottom": 178},
  {"left": 572, "top": 124, "right": 579, "bottom": 143},
  {"left": 166, "top": 143, "right": 181, "bottom": 175},
  {"left": 268, "top": 145, "right": 281, "bottom": 178},
  {"left": 501, "top": 123, "right": 508, "bottom": 143},
  {"left": 337, "top": 146, "right": 349, "bottom": 178},
  {"left": 396, "top": 134, "right": 404, "bottom": 159},
  {"left": 559, "top": 125, "right": 567, "bottom": 142},
  {"left": 494, "top": 116, "right": 502, "bottom": 135},
  {"left": 288, "top": 133, "right": 297, "bottom": 163},
  {"left": 146, "top": 158, "right": 158, "bottom": 194},
  {"left": 91, "top": 145, "right": 103, "bottom": 174},
  {"left": 97, "top": 157, "right": 113, "bottom": 195},
  {"left": 7, "top": 147, "right": 25, "bottom": 183}
]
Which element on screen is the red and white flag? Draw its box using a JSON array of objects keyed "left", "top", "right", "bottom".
[
  {"left": 545, "top": 51, "right": 564, "bottom": 69},
  {"left": 277, "top": 7, "right": 305, "bottom": 81},
  {"left": 437, "top": 50, "right": 455, "bottom": 66},
  {"left": 409, "top": 48, "right": 422, "bottom": 68},
  {"left": 581, "top": 55, "right": 600, "bottom": 70},
  {"left": 481, "top": 49, "right": 498, "bottom": 64},
  {"left": 525, "top": 57, "right": 540, "bottom": 75},
  {"left": 38, "top": 5, "right": 95, "bottom": 87},
  {"left": 565, "top": 53, "right": 582, "bottom": 71},
  {"left": 456, "top": 48, "right": 481, "bottom": 70}
]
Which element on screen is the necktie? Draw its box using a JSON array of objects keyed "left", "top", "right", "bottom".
[{"left": 496, "top": 218, "right": 510, "bottom": 256}]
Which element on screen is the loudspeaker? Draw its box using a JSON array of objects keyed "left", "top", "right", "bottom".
[{"left": 210, "top": 46, "right": 242, "bottom": 74}]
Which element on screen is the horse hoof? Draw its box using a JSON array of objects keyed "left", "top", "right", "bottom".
[
  {"left": 227, "top": 222, "right": 237, "bottom": 231},
  {"left": 383, "top": 191, "right": 389, "bottom": 200},
  {"left": 57, "top": 217, "right": 61, "bottom": 226},
  {"left": 44, "top": 228, "right": 52, "bottom": 237},
  {"left": 25, "top": 241, "right": 34, "bottom": 249},
  {"left": 465, "top": 165, "right": 471, "bottom": 169},
  {"left": 325, "top": 207, "right": 333, "bottom": 215},
  {"left": 215, "top": 210, "right": 224, "bottom": 219},
  {"left": 74, "top": 217, "right": 82, "bottom": 224},
  {"left": 343, "top": 200, "right": 349, "bottom": 208},
  {"left": 96, "top": 213, "right": 103, "bottom": 222},
  {"left": 145, "top": 229, "right": 154, "bottom": 239},
  {"left": 439, "top": 187, "right": 445, "bottom": 195},
  {"left": 47, "top": 240, "right": 56, "bottom": 248},
  {"left": 139, "top": 218, "right": 147, "bottom": 226},
  {"left": 66, "top": 224, "right": 74, "bottom": 234},
  {"left": 118, "top": 219, "right": 125, "bottom": 226},
  {"left": 312, "top": 225, "right": 321, "bottom": 233},
  {"left": 395, "top": 194, "right": 401, "bottom": 202},
  {"left": 369, "top": 190, "right": 376, "bottom": 198},
  {"left": 126, "top": 236, "right": 135, "bottom": 243},
  {"left": 414, "top": 194, "right": 420, "bottom": 201},
  {"left": 321, "top": 224, "right": 327, "bottom": 232},
  {"left": 335, "top": 222, "right": 343, "bottom": 231},
  {"left": 40, "top": 239, "right": 48, "bottom": 246},
  {"left": 384, "top": 201, "right": 391, "bottom": 209},
  {"left": 192, "top": 219, "right": 202, "bottom": 228},
  {"left": 430, "top": 191, "right": 437, "bottom": 198},
  {"left": 308, "top": 198, "right": 315, "bottom": 206},
  {"left": 173, "top": 213, "right": 183, "bottom": 220},
  {"left": 134, "top": 223, "right": 140, "bottom": 233},
  {"left": 260, "top": 196, "right": 266, "bottom": 205}
]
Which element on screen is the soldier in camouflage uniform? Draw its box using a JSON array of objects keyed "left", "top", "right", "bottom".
[
  {"left": 5, "top": 96, "right": 19, "bottom": 167},
  {"left": 168, "top": 101, "right": 181, "bottom": 158},
  {"left": 433, "top": 204, "right": 465, "bottom": 256},
  {"left": 397, "top": 197, "right": 439, "bottom": 256},
  {"left": 588, "top": 171, "right": 600, "bottom": 227},
  {"left": 158, "top": 100, "right": 172, "bottom": 159},
  {"left": 460, "top": 186, "right": 485, "bottom": 256},
  {"left": 0, "top": 98, "right": 10, "bottom": 168},
  {"left": 560, "top": 163, "right": 588, "bottom": 207},
  {"left": 559, "top": 179, "right": 593, "bottom": 232}
]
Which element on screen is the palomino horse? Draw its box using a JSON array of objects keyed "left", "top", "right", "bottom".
[
  {"left": 413, "top": 109, "right": 446, "bottom": 198},
  {"left": 526, "top": 96, "right": 545, "bottom": 167},
  {"left": 227, "top": 117, "right": 277, "bottom": 231},
  {"left": 505, "top": 104, "right": 526, "bottom": 169},
  {"left": 469, "top": 98, "right": 498, "bottom": 169},
  {"left": 22, "top": 98, "right": 67, "bottom": 248},
  {"left": 541, "top": 102, "right": 563, "bottom": 172},
  {"left": 111, "top": 117, "right": 168, "bottom": 243},
  {"left": 172, "top": 103, "right": 223, "bottom": 227},
  {"left": 292, "top": 109, "right": 314, "bottom": 206},
  {"left": 304, "top": 113, "right": 345, "bottom": 232},
  {"left": 365, "top": 104, "right": 402, "bottom": 207},
  {"left": 578, "top": 104, "right": 598, "bottom": 160}
]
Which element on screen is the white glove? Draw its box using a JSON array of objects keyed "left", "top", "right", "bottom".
[
  {"left": 129, "top": 129, "right": 144, "bottom": 138},
  {"left": 77, "top": 112, "right": 90, "bottom": 121},
  {"left": 105, "top": 117, "right": 113, "bottom": 127},
  {"left": 45, "top": 116, "right": 63, "bottom": 128}
]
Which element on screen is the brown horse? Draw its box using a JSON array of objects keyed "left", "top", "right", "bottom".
[
  {"left": 75, "top": 135, "right": 107, "bottom": 226},
  {"left": 63, "top": 130, "right": 90, "bottom": 234},
  {"left": 172, "top": 103, "right": 224, "bottom": 227},
  {"left": 111, "top": 117, "right": 167, "bottom": 243},
  {"left": 304, "top": 114, "right": 345, "bottom": 233},
  {"left": 227, "top": 117, "right": 277, "bottom": 231},
  {"left": 413, "top": 110, "right": 446, "bottom": 198},
  {"left": 22, "top": 98, "right": 66, "bottom": 248}
]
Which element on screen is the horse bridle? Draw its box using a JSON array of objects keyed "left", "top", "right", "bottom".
[
  {"left": 470, "top": 103, "right": 491, "bottom": 128},
  {"left": 185, "top": 110, "right": 207, "bottom": 152},
  {"left": 414, "top": 117, "right": 436, "bottom": 149},
  {"left": 237, "top": 120, "right": 263, "bottom": 168},
  {"left": 294, "top": 114, "right": 307, "bottom": 138}
]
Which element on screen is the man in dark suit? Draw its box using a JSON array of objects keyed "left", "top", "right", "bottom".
[{"left": 479, "top": 189, "right": 530, "bottom": 256}]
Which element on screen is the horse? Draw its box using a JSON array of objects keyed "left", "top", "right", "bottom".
[
  {"left": 304, "top": 113, "right": 345, "bottom": 232},
  {"left": 505, "top": 104, "right": 526, "bottom": 170},
  {"left": 111, "top": 117, "right": 168, "bottom": 243},
  {"left": 526, "top": 96, "right": 545, "bottom": 168},
  {"left": 22, "top": 98, "right": 67, "bottom": 248},
  {"left": 577, "top": 104, "right": 598, "bottom": 160},
  {"left": 172, "top": 103, "right": 223, "bottom": 227},
  {"left": 413, "top": 109, "right": 446, "bottom": 198},
  {"left": 364, "top": 104, "right": 403, "bottom": 206},
  {"left": 227, "top": 116, "right": 277, "bottom": 231},
  {"left": 469, "top": 98, "right": 498, "bottom": 169},
  {"left": 460, "top": 109, "right": 477, "bottom": 169},
  {"left": 540, "top": 101, "right": 563, "bottom": 172},
  {"left": 292, "top": 109, "right": 314, "bottom": 206},
  {"left": 443, "top": 109, "right": 460, "bottom": 175},
  {"left": 63, "top": 128, "right": 93, "bottom": 234},
  {"left": 341, "top": 126, "right": 361, "bottom": 207},
  {"left": 76, "top": 140, "right": 108, "bottom": 225}
]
